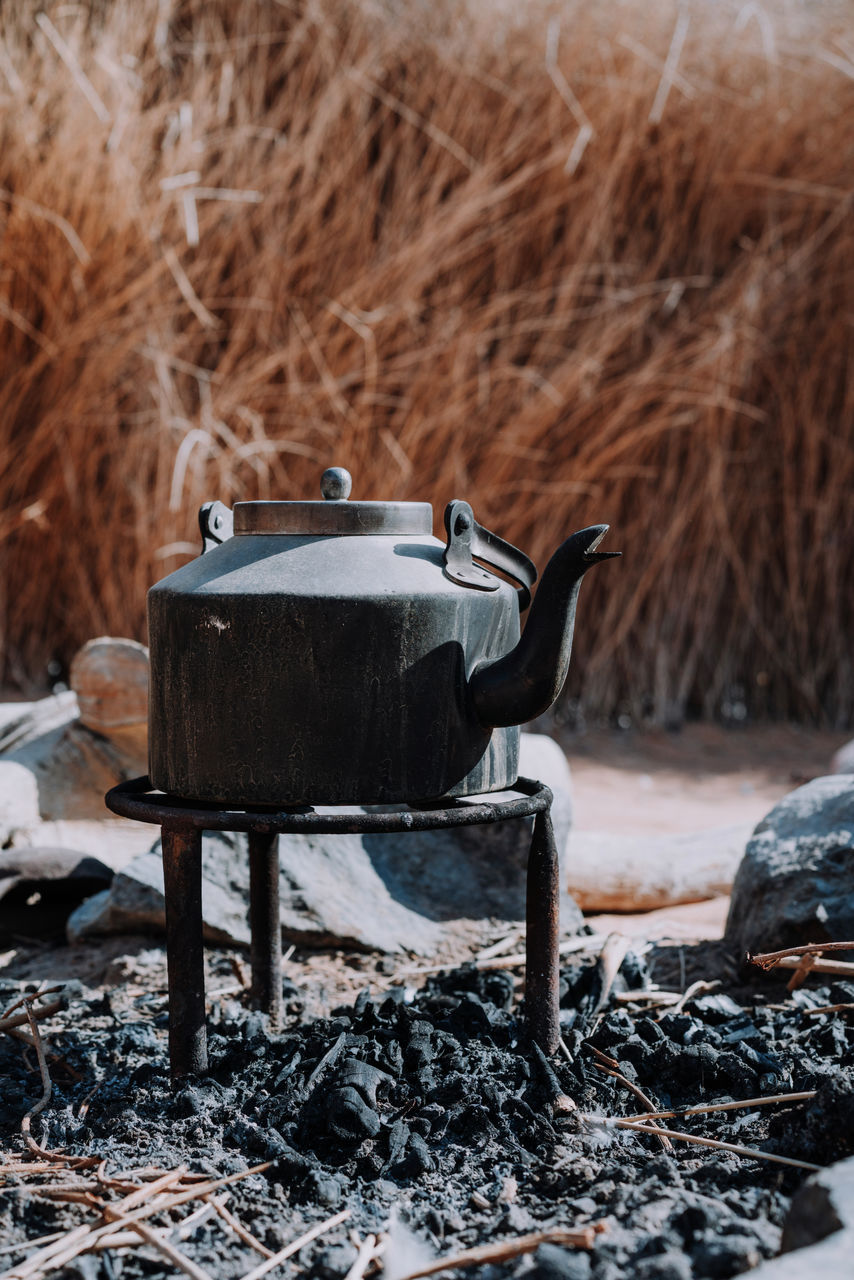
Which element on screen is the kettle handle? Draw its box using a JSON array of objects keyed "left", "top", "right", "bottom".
[
  {"left": 443, "top": 500, "right": 538, "bottom": 611},
  {"left": 199, "top": 501, "right": 234, "bottom": 553}
]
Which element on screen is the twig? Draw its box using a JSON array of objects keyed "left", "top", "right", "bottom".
[
  {"left": 343, "top": 1233, "right": 377, "bottom": 1280},
  {"left": 0, "top": 1000, "right": 64, "bottom": 1036},
  {"left": 667, "top": 979, "right": 721, "bottom": 1016},
  {"left": 613, "top": 1118, "right": 821, "bottom": 1171},
  {"left": 749, "top": 942, "right": 854, "bottom": 970},
  {"left": 391, "top": 1226, "right": 599, "bottom": 1280},
  {"left": 206, "top": 1195, "right": 273, "bottom": 1258},
  {"left": 613, "top": 989, "right": 681, "bottom": 1006},
  {"left": 20, "top": 1002, "right": 90, "bottom": 1169},
  {"left": 237, "top": 1209, "right": 352, "bottom": 1280},
  {"left": 771, "top": 956, "right": 854, "bottom": 978},
  {"left": 1, "top": 988, "right": 64, "bottom": 1023},
  {"left": 620, "top": 1090, "right": 817, "bottom": 1122},
  {"left": 0, "top": 1233, "right": 64, "bottom": 1260},
  {"left": 397, "top": 935, "right": 605, "bottom": 977},
  {"left": 787, "top": 953, "right": 817, "bottom": 990},
  {"left": 803, "top": 1003, "right": 854, "bottom": 1016},
  {"left": 1, "top": 1164, "right": 271, "bottom": 1280},
  {"left": 587, "top": 1048, "right": 671, "bottom": 1151},
  {"left": 475, "top": 932, "right": 520, "bottom": 962},
  {"left": 590, "top": 934, "right": 631, "bottom": 1018},
  {"left": 125, "top": 1221, "right": 214, "bottom": 1280}
]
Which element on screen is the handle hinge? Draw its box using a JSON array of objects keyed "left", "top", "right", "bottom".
[{"left": 442, "top": 500, "right": 537, "bottom": 611}]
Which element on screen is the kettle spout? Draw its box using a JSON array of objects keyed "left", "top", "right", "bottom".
[{"left": 469, "top": 525, "right": 619, "bottom": 729}]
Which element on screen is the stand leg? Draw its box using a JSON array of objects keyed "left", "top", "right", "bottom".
[
  {"left": 162, "top": 827, "right": 208, "bottom": 1082},
  {"left": 526, "top": 806, "right": 561, "bottom": 1055},
  {"left": 249, "top": 831, "right": 282, "bottom": 1025}
]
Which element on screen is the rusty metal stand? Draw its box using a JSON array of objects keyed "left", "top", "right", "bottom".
[
  {"left": 248, "top": 831, "right": 282, "bottom": 1025},
  {"left": 106, "top": 776, "right": 562, "bottom": 1082},
  {"left": 161, "top": 828, "right": 208, "bottom": 1078}
]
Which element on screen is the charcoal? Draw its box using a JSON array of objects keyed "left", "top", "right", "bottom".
[
  {"left": 528, "top": 1242, "right": 592, "bottom": 1280},
  {"left": 633, "top": 1252, "right": 693, "bottom": 1280},
  {"left": 314, "top": 1242, "right": 358, "bottom": 1278},
  {"left": 0, "top": 947, "right": 841, "bottom": 1280},
  {"left": 690, "top": 994, "right": 743, "bottom": 1021},
  {"left": 691, "top": 1233, "right": 762, "bottom": 1276}
]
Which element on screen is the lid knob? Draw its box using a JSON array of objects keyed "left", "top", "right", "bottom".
[{"left": 320, "top": 467, "right": 352, "bottom": 501}]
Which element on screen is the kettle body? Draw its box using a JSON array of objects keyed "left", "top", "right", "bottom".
[{"left": 147, "top": 467, "right": 616, "bottom": 806}]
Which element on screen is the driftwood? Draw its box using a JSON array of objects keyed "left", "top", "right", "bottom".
[{"left": 567, "top": 825, "right": 751, "bottom": 912}]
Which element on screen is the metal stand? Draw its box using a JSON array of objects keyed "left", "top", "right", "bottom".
[{"left": 105, "top": 776, "right": 561, "bottom": 1082}]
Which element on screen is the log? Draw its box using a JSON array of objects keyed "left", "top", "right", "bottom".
[{"left": 566, "top": 824, "right": 752, "bottom": 912}]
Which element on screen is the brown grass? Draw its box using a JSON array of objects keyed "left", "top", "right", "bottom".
[{"left": 1, "top": 0, "right": 852, "bottom": 725}]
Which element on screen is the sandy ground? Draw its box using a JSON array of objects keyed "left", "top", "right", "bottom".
[
  {"left": 563, "top": 722, "right": 844, "bottom": 835},
  {"left": 564, "top": 722, "right": 847, "bottom": 941}
]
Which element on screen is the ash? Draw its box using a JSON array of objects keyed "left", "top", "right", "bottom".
[{"left": 2, "top": 945, "right": 853, "bottom": 1280}]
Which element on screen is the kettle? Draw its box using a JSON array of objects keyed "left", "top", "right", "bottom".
[{"left": 148, "top": 467, "right": 617, "bottom": 805}]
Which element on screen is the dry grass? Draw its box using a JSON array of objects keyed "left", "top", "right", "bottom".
[{"left": 0, "top": 0, "right": 852, "bottom": 725}]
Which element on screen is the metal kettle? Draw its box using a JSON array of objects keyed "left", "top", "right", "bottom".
[{"left": 147, "top": 467, "right": 618, "bottom": 805}]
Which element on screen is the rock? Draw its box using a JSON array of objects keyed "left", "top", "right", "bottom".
[
  {"left": 0, "top": 761, "right": 40, "bottom": 831},
  {"left": 741, "top": 1156, "right": 854, "bottom": 1279},
  {"left": 67, "top": 731, "right": 580, "bottom": 953},
  {"left": 831, "top": 738, "right": 854, "bottom": 775},
  {"left": 567, "top": 823, "right": 752, "bottom": 912},
  {"left": 0, "top": 846, "right": 114, "bottom": 940},
  {"left": 782, "top": 1154, "right": 854, "bottom": 1252},
  {"left": 0, "top": 847, "right": 113, "bottom": 900},
  {"left": 70, "top": 637, "right": 148, "bottom": 760},
  {"left": 4, "top": 819, "right": 156, "bottom": 872},
  {"left": 0, "top": 639, "right": 148, "bottom": 838},
  {"left": 725, "top": 776, "right": 854, "bottom": 956}
]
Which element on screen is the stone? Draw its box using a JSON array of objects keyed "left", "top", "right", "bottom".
[
  {"left": 781, "top": 1154, "right": 854, "bottom": 1252},
  {"left": 0, "top": 847, "right": 113, "bottom": 901},
  {"left": 567, "top": 823, "right": 752, "bottom": 912},
  {"left": 70, "top": 637, "right": 148, "bottom": 761},
  {"left": 831, "top": 738, "right": 854, "bottom": 775},
  {"left": 725, "top": 775, "right": 854, "bottom": 956},
  {"left": 741, "top": 1156, "right": 854, "bottom": 1280},
  {"left": 67, "top": 731, "right": 580, "bottom": 953}
]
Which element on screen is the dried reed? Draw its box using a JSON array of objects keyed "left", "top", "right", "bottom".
[{"left": 1, "top": 0, "right": 852, "bottom": 724}]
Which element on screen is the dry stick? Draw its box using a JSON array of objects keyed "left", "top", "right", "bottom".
[
  {"left": 613, "top": 990, "right": 681, "bottom": 1006},
  {"left": 0, "top": 989, "right": 64, "bottom": 1023},
  {"left": 0, "top": 1235, "right": 64, "bottom": 1260},
  {"left": 787, "top": 952, "right": 817, "bottom": 991},
  {"left": 20, "top": 1003, "right": 98, "bottom": 1170},
  {"left": 772, "top": 956, "right": 854, "bottom": 978},
  {"left": 613, "top": 1119, "right": 821, "bottom": 1172},
  {"left": 3, "top": 1165, "right": 264, "bottom": 1280},
  {"left": 206, "top": 1194, "right": 274, "bottom": 1258},
  {"left": 0, "top": 1001, "right": 65, "bottom": 1036},
  {"left": 94, "top": 1199, "right": 216, "bottom": 1251},
  {"left": 589, "top": 1058, "right": 672, "bottom": 1152},
  {"left": 474, "top": 932, "right": 520, "bottom": 962},
  {"left": 125, "top": 1220, "right": 215, "bottom": 1280},
  {"left": 621, "top": 1090, "right": 817, "bottom": 1122},
  {"left": 398, "top": 935, "right": 605, "bottom": 977},
  {"left": 667, "top": 979, "right": 720, "bottom": 1017},
  {"left": 342, "top": 1233, "right": 377, "bottom": 1280},
  {"left": 237, "top": 1208, "right": 352, "bottom": 1280},
  {"left": 391, "top": 1226, "right": 599, "bottom": 1280},
  {"left": 591, "top": 934, "right": 631, "bottom": 1018},
  {"left": 749, "top": 942, "right": 854, "bottom": 970},
  {"left": 804, "top": 1003, "right": 854, "bottom": 1016}
]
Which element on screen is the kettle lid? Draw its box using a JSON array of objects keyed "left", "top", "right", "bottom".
[{"left": 233, "top": 467, "right": 432, "bottom": 536}]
